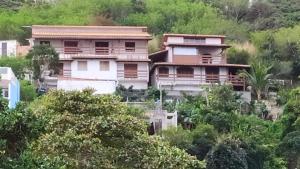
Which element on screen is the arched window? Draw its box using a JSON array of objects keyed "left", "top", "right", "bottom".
[
  {"left": 177, "top": 67, "right": 194, "bottom": 78},
  {"left": 158, "top": 67, "right": 169, "bottom": 77}
]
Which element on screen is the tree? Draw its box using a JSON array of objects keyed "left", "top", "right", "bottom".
[
  {"left": 278, "top": 131, "right": 300, "bottom": 169},
  {"left": 23, "top": 89, "right": 202, "bottom": 168},
  {"left": 0, "top": 103, "right": 43, "bottom": 168},
  {"left": 206, "top": 139, "right": 248, "bottom": 169},
  {"left": 227, "top": 48, "right": 250, "bottom": 65},
  {"left": 26, "top": 45, "right": 59, "bottom": 89},
  {"left": 240, "top": 61, "right": 272, "bottom": 100},
  {"left": 187, "top": 124, "right": 218, "bottom": 160}
]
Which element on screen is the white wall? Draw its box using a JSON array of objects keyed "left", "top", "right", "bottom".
[
  {"left": 167, "top": 37, "right": 184, "bottom": 43},
  {"left": 71, "top": 59, "right": 117, "bottom": 80},
  {"left": 0, "top": 40, "right": 17, "bottom": 57},
  {"left": 205, "top": 38, "right": 222, "bottom": 44},
  {"left": 173, "top": 47, "right": 198, "bottom": 55},
  {"left": 219, "top": 67, "right": 228, "bottom": 83},
  {"left": 57, "top": 80, "right": 116, "bottom": 94}
]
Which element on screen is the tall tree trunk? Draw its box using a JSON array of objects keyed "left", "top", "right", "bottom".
[
  {"left": 288, "top": 155, "right": 297, "bottom": 169},
  {"left": 257, "top": 90, "right": 262, "bottom": 101}
]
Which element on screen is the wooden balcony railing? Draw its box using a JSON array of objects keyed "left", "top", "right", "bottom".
[
  {"left": 125, "top": 47, "right": 136, "bottom": 52},
  {"left": 156, "top": 73, "right": 245, "bottom": 89},
  {"left": 117, "top": 70, "right": 148, "bottom": 80},
  {"left": 173, "top": 55, "right": 227, "bottom": 64},
  {"left": 64, "top": 47, "right": 82, "bottom": 54},
  {"left": 95, "top": 47, "right": 110, "bottom": 55},
  {"left": 55, "top": 47, "right": 148, "bottom": 60}
]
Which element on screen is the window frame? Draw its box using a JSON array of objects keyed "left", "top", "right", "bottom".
[
  {"left": 64, "top": 40, "right": 80, "bottom": 54},
  {"left": 77, "top": 61, "right": 88, "bottom": 71},
  {"left": 124, "top": 63, "right": 138, "bottom": 78},
  {"left": 176, "top": 67, "right": 194, "bottom": 78},
  {"left": 125, "top": 42, "right": 135, "bottom": 52},
  {"left": 99, "top": 61, "right": 110, "bottom": 71},
  {"left": 95, "top": 41, "right": 109, "bottom": 55},
  {"left": 40, "top": 41, "right": 51, "bottom": 46},
  {"left": 158, "top": 67, "right": 169, "bottom": 77},
  {"left": 2, "top": 88, "right": 8, "bottom": 98}
]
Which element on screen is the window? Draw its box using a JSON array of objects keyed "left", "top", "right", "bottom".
[
  {"left": 158, "top": 67, "right": 169, "bottom": 77},
  {"left": 125, "top": 42, "right": 135, "bottom": 52},
  {"left": 2, "top": 89, "right": 8, "bottom": 98},
  {"left": 95, "top": 42, "right": 109, "bottom": 55},
  {"left": 124, "top": 64, "right": 137, "bottom": 78},
  {"left": 177, "top": 67, "right": 194, "bottom": 78},
  {"left": 1, "top": 42, "right": 7, "bottom": 56},
  {"left": 58, "top": 63, "right": 64, "bottom": 76},
  {"left": 64, "top": 41, "right": 78, "bottom": 47},
  {"left": 206, "top": 67, "right": 219, "bottom": 83},
  {"left": 40, "top": 41, "right": 50, "bottom": 46},
  {"left": 100, "top": 61, "right": 110, "bottom": 71},
  {"left": 64, "top": 41, "right": 80, "bottom": 54},
  {"left": 77, "top": 61, "right": 87, "bottom": 71}
]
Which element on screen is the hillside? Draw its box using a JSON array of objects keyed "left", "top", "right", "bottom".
[{"left": 1, "top": 1, "right": 300, "bottom": 169}]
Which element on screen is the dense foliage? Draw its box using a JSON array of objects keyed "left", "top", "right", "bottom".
[
  {"left": 1, "top": 0, "right": 300, "bottom": 168},
  {"left": 161, "top": 85, "right": 293, "bottom": 169},
  {"left": 0, "top": 90, "right": 204, "bottom": 169}
]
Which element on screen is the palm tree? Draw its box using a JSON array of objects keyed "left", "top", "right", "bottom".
[{"left": 240, "top": 61, "right": 272, "bottom": 101}]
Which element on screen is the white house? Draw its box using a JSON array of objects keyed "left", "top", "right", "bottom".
[
  {"left": 31, "top": 25, "right": 151, "bottom": 94},
  {"left": 0, "top": 40, "right": 31, "bottom": 57},
  {"left": 0, "top": 67, "right": 20, "bottom": 108},
  {"left": 149, "top": 34, "right": 251, "bottom": 100}
]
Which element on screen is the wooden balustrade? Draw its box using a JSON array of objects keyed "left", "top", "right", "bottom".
[
  {"left": 56, "top": 47, "right": 148, "bottom": 60},
  {"left": 173, "top": 55, "right": 227, "bottom": 64},
  {"left": 64, "top": 47, "right": 82, "bottom": 54},
  {"left": 156, "top": 73, "right": 245, "bottom": 87},
  {"left": 95, "top": 47, "right": 110, "bottom": 55},
  {"left": 117, "top": 70, "right": 148, "bottom": 79}
]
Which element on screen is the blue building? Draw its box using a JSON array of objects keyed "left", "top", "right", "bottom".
[{"left": 0, "top": 67, "right": 20, "bottom": 108}]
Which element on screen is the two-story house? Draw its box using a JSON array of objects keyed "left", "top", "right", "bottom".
[
  {"left": 149, "top": 34, "right": 250, "bottom": 98},
  {"left": 31, "top": 25, "right": 151, "bottom": 94}
]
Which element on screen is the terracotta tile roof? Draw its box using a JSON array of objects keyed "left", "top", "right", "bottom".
[{"left": 32, "top": 25, "right": 152, "bottom": 40}]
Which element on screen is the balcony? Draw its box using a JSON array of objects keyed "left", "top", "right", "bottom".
[
  {"left": 173, "top": 55, "right": 227, "bottom": 65},
  {"left": 156, "top": 73, "right": 245, "bottom": 89},
  {"left": 55, "top": 47, "right": 148, "bottom": 61},
  {"left": 117, "top": 70, "right": 148, "bottom": 81}
]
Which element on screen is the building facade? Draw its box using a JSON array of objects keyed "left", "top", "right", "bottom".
[
  {"left": 0, "top": 67, "right": 20, "bottom": 108},
  {"left": 0, "top": 40, "right": 31, "bottom": 57},
  {"left": 31, "top": 25, "right": 151, "bottom": 94},
  {"left": 149, "top": 34, "right": 250, "bottom": 98}
]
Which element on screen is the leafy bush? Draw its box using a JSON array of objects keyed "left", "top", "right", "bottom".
[
  {"left": 23, "top": 89, "right": 201, "bottom": 168},
  {"left": 227, "top": 48, "right": 251, "bottom": 65},
  {"left": 206, "top": 139, "right": 248, "bottom": 169},
  {"left": 20, "top": 80, "right": 37, "bottom": 102}
]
